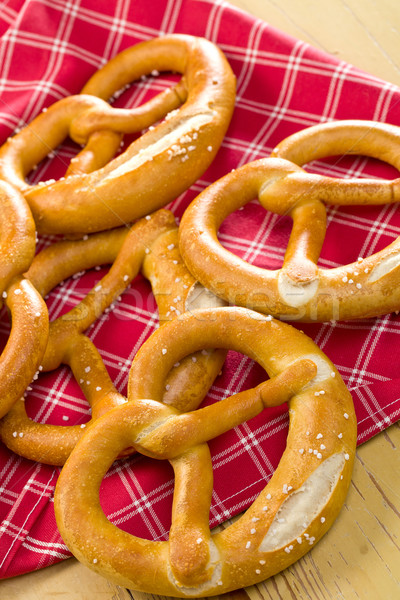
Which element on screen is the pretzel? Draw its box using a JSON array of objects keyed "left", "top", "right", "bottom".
[
  {"left": 0, "top": 210, "right": 226, "bottom": 464},
  {"left": 54, "top": 306, "right": 356, "bottom": 597},
  {"left": 179, "top": 120, "right": 400, "bottom": 322},
  {"left": 0, "top": 34, "right": 236, "bottom": 235},
  {"left": 0, "top": 181, "right": 49, "bottom": 419}
]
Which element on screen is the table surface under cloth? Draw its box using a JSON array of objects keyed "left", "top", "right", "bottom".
[{"left": 0, "top": 0, "right": 399, "bottom": 599}]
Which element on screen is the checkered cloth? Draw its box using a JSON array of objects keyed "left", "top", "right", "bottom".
[{"left": 1, "top": 0, "right": 400, "bottom": 579}]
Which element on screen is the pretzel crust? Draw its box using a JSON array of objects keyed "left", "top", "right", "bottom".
[
  {"left": 54, "top": 307, "right": 356, "bottom": 597},
  {"left": 0, "top": 210, "right": 226, "bottom": 463},
  {"left": 0, "top": 182, "right": 49, "bottom": 418},
  {"left": 179, "top": 121, "right": 400, "bottom": 321},
  {"left": 0, "top": 34, "right": 236, "bottom": 234}
]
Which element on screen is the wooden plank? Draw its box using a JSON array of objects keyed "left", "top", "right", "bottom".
[{"left": 228, "top": 0, "right": 400, "bottom": 86}]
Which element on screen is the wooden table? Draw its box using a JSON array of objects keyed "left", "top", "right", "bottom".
[{"left": 2, "top": 1, "right": 400, "bottom": 598}]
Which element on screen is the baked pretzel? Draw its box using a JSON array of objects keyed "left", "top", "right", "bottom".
[
  {"left": 0, "top": 181, "right": 49, "bottom": 419},
  {"left": 0, "top": 34, "right": 236, "bottom": 235},
  {"left": 54, "top": 307, "right": 356, "bottom": 597},
  {"left": 179, "top": 120, "right": 400, "bottom": 322},
  {"left": 0, "top": 210, "right": 226, "bottom": 464}
]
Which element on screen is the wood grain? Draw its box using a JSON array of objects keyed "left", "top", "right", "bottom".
[
  {"left": 1, "top": 1, "right": 400, "bottom": 598},
  {"left": 228, "top": 0, "right": 400, "bottom": 87}
]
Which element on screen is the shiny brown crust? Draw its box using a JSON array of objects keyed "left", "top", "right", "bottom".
[
  {"left": 0, "top": 182, "right": 49, "bottom": 419},
  {"left": 0, "top": 210, "right": 226, "bottom": 464},
  {"left": 0, "top": 34, "right": 236, "bottom": 235},
  {"left": 54, "top": 307, "right": 356, "bottom": 597},
  {"left": 179, "top": 120, "right": 400, "bottom": 322}
]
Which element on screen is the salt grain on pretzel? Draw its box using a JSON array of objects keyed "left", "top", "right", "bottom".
[
  {"left": 179, "top": 120, "right": 400, "bottom": 321},
  {"left": 0, "top": 210, "right": 226, "bottom": 463},
  {"left": 0, "top": 34, "right": 236, "bottom": 235},
  {"left": 54, "top": 307, "right": 356, "bottom": 597}
]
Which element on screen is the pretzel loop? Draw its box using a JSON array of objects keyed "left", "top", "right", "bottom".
[
  {"left": 0, "top": 96, "right": 123, "bottom": 190},
  {"left": 179, "top": 121, "right": 400, "bottom": 321},
  {"left": 0, "top": 181, "right": 37, "bottom": 295},
  {"left": 272, "top": 119, "right": 400, "bottom": 170},
  {"left": 55, "top": 307, "right": 357, "bottom": 597},
  {"left": 0, "top": 182, "right": 49, "bottom": 418}
]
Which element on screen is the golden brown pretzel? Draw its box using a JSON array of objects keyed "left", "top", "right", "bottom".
[
  {"left": 0, "top": 210, "right": 226, "bottom": 464},
  {"left": 179, "top": 120, "right": 400, "bottom": 322},
  {"left": 54, "top": 307, "right": 356, "bottom": 597},
  {"left": 0, "top": 181, "right": 36, "bottom": 294},
  {"left": 0, "top": 34, "right": 236, "bottom": 235},
  {"left": 0, "top": 181, "right": 49, "bottom": 419}
]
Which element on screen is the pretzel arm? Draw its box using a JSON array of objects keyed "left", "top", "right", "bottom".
[
  {"left": 0, "top": 401, "right": 83, "bottom": 465},
  {"left": 269, "top": 120, "right": 400, "bottom": 206},
  {"left": 66, "top": 334, "right": 127, "bottom": 420},
  {"left": 282, "top": 199, "right": 326, "bottom": 276},
  {"left": 260, "top": 170, "right": 400, "bottom": 208},
  {"left": 169, "top": 444, "right": 215, "bottom": 587},
  {"left": 41, "top": 211, "right": 176, "bottom": 360},
  {"left": 275, "top": 198, "right": 327, "bottom": 309},
  {"left": 135, "top": 360, "right": 316, "bottom": 459},
  {"left": 65, "top": 130, "right": 123, "bottom": 176},
  {"left": 70, "top": 80, "right": 188, "bottom": 144},
  {"left": 25, "top": 227, "right": 128, "bottom": 297}
]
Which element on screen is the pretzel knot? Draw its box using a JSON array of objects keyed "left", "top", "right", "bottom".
[
  {"left": 54, "top": 307, "right": 356, "bottom": 597},
  {"left": 0, "top": 34, "right": 236, "bottom": 235},
  {"left": 0, "top": 209, "right": 226, "bottom": 464},
  {"left": 179, "top": 120, "right": 400, "bottom": 322}
]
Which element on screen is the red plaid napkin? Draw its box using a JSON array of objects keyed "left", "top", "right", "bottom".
[{"left": 1, "top": 0, "right": 400, "bottom": 579}]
